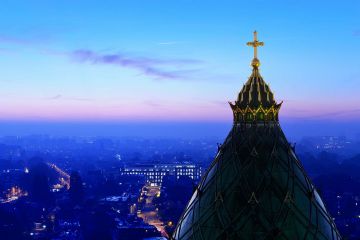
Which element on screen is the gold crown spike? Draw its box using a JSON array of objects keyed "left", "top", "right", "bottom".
[{"left": 246, "top": 31, "right": 264, "bottom": 68}]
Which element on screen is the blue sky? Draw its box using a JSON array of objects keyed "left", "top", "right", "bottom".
[{"left": 0, "top": 0, "right": 358, "bottom": 137}]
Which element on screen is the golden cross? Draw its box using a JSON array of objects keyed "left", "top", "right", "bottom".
[{"left": 246, "top": 31, "right": 264, "bottom": 59}]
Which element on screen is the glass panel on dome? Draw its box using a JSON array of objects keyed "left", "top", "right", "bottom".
[
  {"left": 201, "top": 162, "right": 218, "bottom": 188},
  {"left": 314, "top": 189, "right": 327, "bottom": 212}
]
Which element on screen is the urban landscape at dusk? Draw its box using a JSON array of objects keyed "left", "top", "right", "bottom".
[
  {"left": 0, "top": 1, "right": 359, "bottom": 240},
  {"left": 1, "top": 135, "right": 360, "bottom": 239}
]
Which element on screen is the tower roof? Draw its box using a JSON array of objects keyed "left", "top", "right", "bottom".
[
  {"left": 236, "top": 67, "right": 276, "bottom": 109},
  {"left": 172, "top": 31, "right": 342, "bottom": 240},
  {"left": 229, "top": 31, "right": 281, "bottom": 124}
]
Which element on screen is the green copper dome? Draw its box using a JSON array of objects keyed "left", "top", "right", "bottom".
[{"left": 172, "top": 32, "right": 342, "bottom": 240}]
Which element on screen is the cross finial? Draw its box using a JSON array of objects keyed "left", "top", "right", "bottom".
[{"left": 246, "top": 31, "right": 264, "bottom": 68}]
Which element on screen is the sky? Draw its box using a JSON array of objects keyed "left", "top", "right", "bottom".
[{"left": 0, "top": 0, "right": 358, "bottom": 138}]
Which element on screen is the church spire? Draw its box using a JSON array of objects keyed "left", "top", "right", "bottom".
[
  {"left": 246, "top": 31, "right": 264, "bottom": 68},
  {"left": 229, "top": 31, "right": 280, "bottom": 124}
]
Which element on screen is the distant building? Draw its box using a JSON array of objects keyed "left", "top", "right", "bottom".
[{"left": 120, "top": 163, "right": 202, "bottom": 186}]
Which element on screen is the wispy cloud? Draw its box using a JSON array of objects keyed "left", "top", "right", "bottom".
[
  {"left": 157, "top": 41, "right": 185, "bottom": 45},
  {"left": 69, "top": 97, "right": 94, "bottom": 102},
  {"left": 143, "top": 100, "right": 165, "bottom": 108},
  {"left": 0, "top": 34, "right": 216, "bottom": 82},
  {"left": 284, "top": 108, "right": 360, "bottom": 120},
  {"left": 69, "top": 49, "right": 202, "bottom": 80},
  {"left": 46, "top": 94, "right": 62, "bottom": 100},
  {"left": 0, "top": 35, "right": 34, "bottom": 45},
  {"left": 0, "top": 33, "right": 53, "bottom": 46},
  {"left": 45, "top": 94, "right": 93, "bottom": 102},
  {"left": 210, "top": 100, "right": 228, "bottom": 106},
  {"left": 309, "top": 109, "right": 360, "bottom": 119},
  {"left": 0, "top": 34, "right": 208, "bottom": 81}
]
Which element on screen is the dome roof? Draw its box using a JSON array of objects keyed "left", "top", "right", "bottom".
[
  {"left": 172, "top": 126, "right": 342, "bottom": 240},
  {"left": 172, "top": 31, "right": 342, "bottom": 240}
]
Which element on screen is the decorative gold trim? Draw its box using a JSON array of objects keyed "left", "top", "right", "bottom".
[{"left": 229, "top": 102, "right": 283, "bottom": 123}]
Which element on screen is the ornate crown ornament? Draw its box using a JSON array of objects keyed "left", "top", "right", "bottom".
[{"left": 229, "top": 31, "right": 282, "bottom": 124}]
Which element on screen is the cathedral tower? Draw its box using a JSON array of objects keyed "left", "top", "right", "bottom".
[{"left": 172, "top": 32, "right": 342, "bottom": 240}]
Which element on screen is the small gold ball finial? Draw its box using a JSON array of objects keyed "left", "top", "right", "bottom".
[
  {"left": 246, "top": 31, "right": 264, "bottom": 68},
  {"left": 251, "top": 58, "right": 260, "bottom": 68}
]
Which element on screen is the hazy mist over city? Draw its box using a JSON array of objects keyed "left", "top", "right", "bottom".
[{"left": 0, "top": 119, "right": 359, "bottom": 140}]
